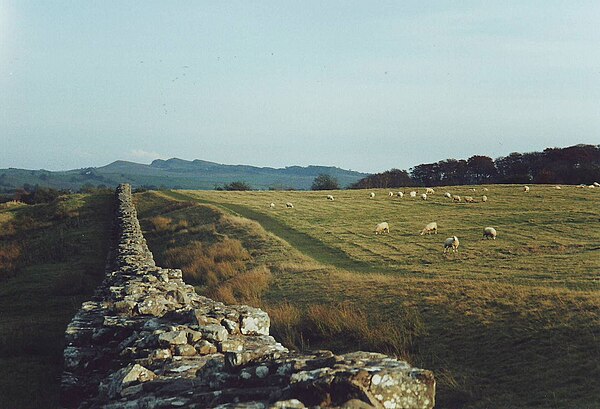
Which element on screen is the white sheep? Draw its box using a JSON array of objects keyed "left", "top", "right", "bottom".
[
  {"left": 375, "top": 222, "right": 389, "bottom": 235},
  {"left": 327, "top": 195, "right": 334, "bottom": 201},
  {"left": 464, "top": 196, "right": 475, "bottom": 203},
  {"left": 453, "top": 195, "right": 461, "bottom": 202},
  {"left": 483, "top": 227, "right": 497, "bottom": 240},
  {"left": 444, "top": 192, "right": 452, "bottom": 198},
  {"left": 421, "top": 193, "right": 428, "bottom": 200},
  {"left": 576, "top": 184, "right": 585, "bottom": 189},
  {"left": 594, "top": 182, "right": 600, "bottom": 187},
  {"left": 470, "top": 188, "right": 476, "bottom": 192},
  {"left": 420, "top": 222, "right": 438, "bottom": 235},
  {"left": 369, "top": 192, "right": 375, "bottom": 198},
  {"left": 523, "top": 186, "right": 530, "bottom": 192},
  {"left": 483, "top": 187, "right": 489, "bottom": 192},
  {"left": 388, "top": 191, "right": 394, "bottom": 197},
  {"left": 555, "top": 186, "right": 562, "bottom": 190},
  {"left": 397, "top": 192, "right": 404, "bottom": 198},
  {"left": 269, "top": 203, "right": 275, "bottom": 208},
  {"left": 588, "top": 185, "right": 595, "bottom": 189},
  {"left": 482, "top": 195, "right": 488, "bottom": 202},
  {"left": 286, "top": 202, "right": 294, "bottom": 208},
  {"left": 426, "top": 188, "right": 435, "bottom": 194},
  {"left": 443, "top": 236, "right": 459, "bottom": 253},
  {"left": 410, "top": 191, "right": 417, "bottom": 198}
]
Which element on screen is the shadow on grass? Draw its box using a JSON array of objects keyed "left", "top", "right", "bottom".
[{"left": 163, "top": 190, "right": 380, "bottom": 274}]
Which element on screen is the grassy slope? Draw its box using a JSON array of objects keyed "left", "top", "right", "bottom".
[
  {"left": 156, "top": 185, "right": 600, "bottom": 409},
  {"left": 0, "top": 194, "right": 112, "bottom": 409}
]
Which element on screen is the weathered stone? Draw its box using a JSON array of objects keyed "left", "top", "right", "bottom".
[
  {"left": 136, "top": 296, "right": 167, "bottom": 317},
  {"left": 150, "top": 348, "right": 172, "bottom": 361},
  {"left": 218, "top": 338, "right": 244, "bottom": 353},
  {"left": 175, "top": 344, "right": 197, "bottom": 356},
  {"left": 202, "top": 324, "right": 229, "bottom": 342},
  {"left": 239, "top": 308, "right": 270, "bottom": 336},
  {"left": 195, "top": 340, "right": 218, "bottom": 355},
  {"left": 98, "top": 364, "right": 156, "bottom": 399},
  {"left": 186, "top": 328, "right": 203, "bottom": 344},
  {"left": 222, "top": 318, "right": 240, "bottom": 334},
  {"left": 158, "top": 330, "right": 188, "bottom": 346}
]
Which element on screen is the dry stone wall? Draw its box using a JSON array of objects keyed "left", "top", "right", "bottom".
[{"left": 60, "top": 184, "right": 435, "bottom": 408}]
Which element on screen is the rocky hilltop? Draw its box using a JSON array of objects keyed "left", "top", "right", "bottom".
[{"left": 60, "top": 184, "right": 435, "bottom": 408}]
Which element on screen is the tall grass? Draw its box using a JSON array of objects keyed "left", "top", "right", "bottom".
[
  {"left": 209, "top": 265, "right": 272, "bottom": 306},
  {"left": 0, "top": 242, "right": 21, "bottom": 279},
  {"left": 0, "top": 193, "right": 112, "bottom": 408},
  {"left": 163, "top": 238, "right": 251, "bottom": 286},
  {"left": 266, "top": 301, "right": 423, "bottom": 358}
]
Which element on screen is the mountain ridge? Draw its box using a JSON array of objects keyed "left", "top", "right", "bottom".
[{"left": 0, "top": 158, "right": 369, "bottom": 192}]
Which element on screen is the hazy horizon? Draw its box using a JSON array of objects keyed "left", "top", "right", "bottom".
[{"left": 2, "top": 1, "right": 599, "bottom": 173}]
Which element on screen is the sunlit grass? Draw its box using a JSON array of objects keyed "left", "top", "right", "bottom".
[{"left": 144, "top": 185, "right": 600, "bottom": 409}]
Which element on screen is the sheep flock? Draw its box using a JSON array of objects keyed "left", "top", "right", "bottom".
[{"left": 261, "top": 184, "right": 597, "bottom": 255}]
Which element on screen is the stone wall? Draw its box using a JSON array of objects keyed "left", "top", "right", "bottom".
[{"left": 60, "top": 184, "right": 435, "bottom": 408}]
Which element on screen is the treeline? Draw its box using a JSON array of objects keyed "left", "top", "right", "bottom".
[{"left": 350, "top": 144, "right": 600, "bottom": 189}]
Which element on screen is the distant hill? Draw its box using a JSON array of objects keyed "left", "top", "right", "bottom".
[{"left": 0, "top": 158, "right": 369, "bottom": 192}]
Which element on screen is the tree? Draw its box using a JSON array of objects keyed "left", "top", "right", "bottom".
[
  {"left": 223, "top": 181, "right": 252, "bottom": 191},
  {"left": 311, "top": 174, "right": 339, "bottom": 190},
  {"left": 466, "top": 155, "right": 497, "bottom": 184}
]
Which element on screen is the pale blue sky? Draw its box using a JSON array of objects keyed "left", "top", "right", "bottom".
[{"left": 1, "top": 1, "right": 599, "bottom": 173}]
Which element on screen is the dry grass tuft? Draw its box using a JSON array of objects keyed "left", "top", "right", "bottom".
[
  {"left": 148, "top": 215, "right": 172, "bottom": 232},
  {"left": 209, "top": 265, "right": 272, "bottom": 305},
  {"left": 0, "top": 242, "right": 21, "bottom": 279},
  {"left": 163, "top": 238, "right": 251, "bottom": 286},
  {"left": 266, "top": 301, "right": 423, "bottom": 358}
]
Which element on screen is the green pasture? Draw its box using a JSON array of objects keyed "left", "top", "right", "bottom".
[{"left": 151, "top": 185, "right": 600, "bottom": 408}]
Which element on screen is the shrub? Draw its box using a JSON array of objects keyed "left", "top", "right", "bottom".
[{"left": 223, "top": 181, "right": 252, "bottom": 191}]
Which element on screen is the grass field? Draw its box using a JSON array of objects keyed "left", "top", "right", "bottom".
[
  {"left": 135, "top": 185, "right": 600, "bottom": 409},
  {"left": 0, "top": 194, "right": 112, "bottom": 409},
  {"left": 1, "top": 185, "right": 597, "bottom": 408}
]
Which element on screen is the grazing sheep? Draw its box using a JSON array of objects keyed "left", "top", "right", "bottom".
[
  {"left": 453, "top": 195, "right": 461, "bottom": 202},
  {"left": 588, "top": 185, "right": 596, "bottom": 189},
  {"left": 269, "top": 203, "right": 275, "bottom": 208},
  {"left": 426, "top": 188, "right": 435, "bottom": 194},
  {"left": 464, "top": 196, "right": 475, "bottom": 203},
  {"left": 444, "top": 192, "right": 452, "bottom": 199},
  {"left": 482, "top": 195, "right": 488, "bottom": 202},
  {"left": 483, "top": 227, "right": 497, "bottom": 240},
  {"left": 397, "top": 192, "right": 404, "bottom": 198},
  {"left": 327, "top": 195, "right": 334, "bottom": 201},
  {"left": 369, "top": 192, "right": 375, "bottom": 198},
  {"left": 594, "top": 182, "right": 600, "bottom": 187},
  {"left": 420, "top": 222, "right": 438, "bottom": 235},
  {"left": 375, "top": 222, "right": 389, "bottom": 235},
  {"left": 443, "top": 236, "right": 460, "bottom": 253},
  {"left": 483, "top": 187, "right": 489, "bottom": 192},
  {"left": 555, "top": 186, "right": 562, "bottom": 190},
  {"left": 388, "top": 192, "right": 394, "bottom": 197},
  {"left": 576, "top": 184, "right": 585, "bottom": 189},
  {"left": 286, "top": 202, "right": 294, "bottom": 208},
  {"left": 470, "top": 188, "right": 476, "bottom": 192},
  {"left": 410, "top": 191, "right": 417, "bottom": 198},
  {"left": 523, "top": 186, "right": 530, "bottom": 192},
  {"left": 421, "top": 193, "right": 428, "bottom": 200}
]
